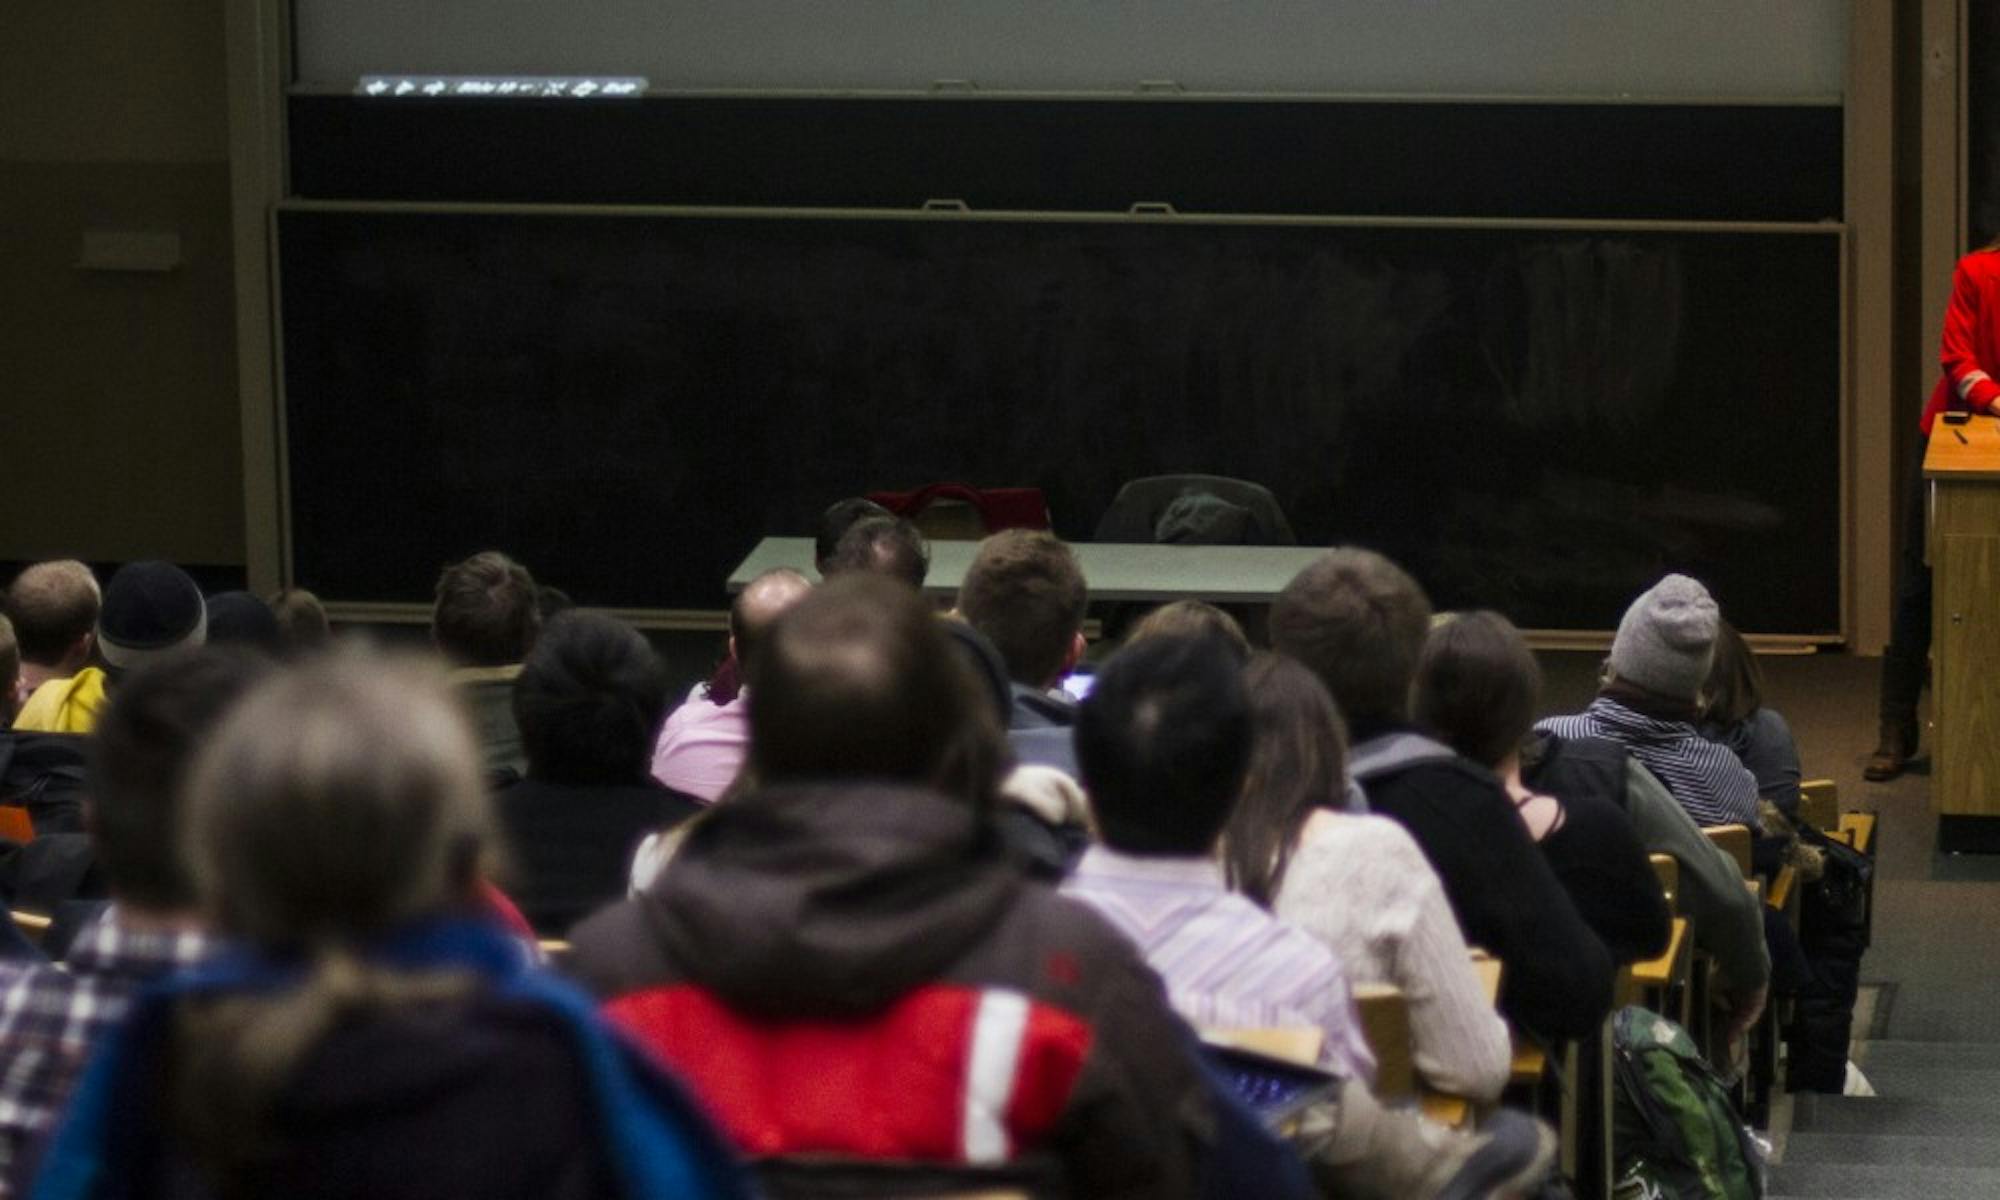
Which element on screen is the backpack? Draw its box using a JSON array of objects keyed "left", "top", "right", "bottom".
[{"left": 1611, "top": 1006, "right": 1763, "bottom": 1200}]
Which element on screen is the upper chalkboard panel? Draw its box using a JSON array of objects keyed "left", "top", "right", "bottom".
[
  {"left": 288, "top": 95, "right": 1843, "bottom": 223},
  {"left": 278, "top": 209, "right": 1841, "bottom": 633}
]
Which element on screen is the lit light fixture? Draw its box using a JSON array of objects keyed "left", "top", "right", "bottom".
[{"left": 354, "top": 76, "right": 648, "bottom": 99}]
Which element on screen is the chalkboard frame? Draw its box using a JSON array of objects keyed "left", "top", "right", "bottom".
[{"left": 273, "top": 200, "right": 1849, "bottom": 639}]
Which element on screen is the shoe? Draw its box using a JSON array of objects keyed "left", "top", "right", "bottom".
[
  {"left": 1426, "top": 1110, "right": 1558, "bottom": 1200},
  {"left": 1863, "top": 718, "right": 1918, "bottom": 781}
]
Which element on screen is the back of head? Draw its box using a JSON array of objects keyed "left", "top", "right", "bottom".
[
  {"left": 813, "top": 496, "right": 893, "bottom": 570},
  {"left": 98, "top": 561, "right": 207, "bottom": 674},
  {"left": 91, "top": 646, "right": 275, "bottom": 911},
  {"left": 267, "top": 587, "right": 331, "bottom": 652},
  {"left": 1701, "top": 618, "right": 1762, "bottom": 727},
  {"left": 1413, "top": 611, "right": 1542, "bottom": 769},
  {"left": 514, "top": 611, "right": 668, "bottom": 785},
  {"left": 1126, "top": 599, "right": 1251, "bottom": 662},
  {"left": 431, "top": 551, "right": 539, "bottom": 667},
  {"left": 1076, "top": 633, "right": 1251, "bottom": 856},
  {"left": 204, "top": 591, "right": 282, "bottom": 654},
  {"left": 748, "top": 574, "right": 1000, "bottom": 804},
  {"left": 955, "top": 530, "right": 1087, "bottom": 687},
  {"left": 823, "top": 515, "right": 930, "bottom": 589},
  {"left": 4, "top": 560, "right": 100, "bottom": 669},
  {"left": 729, "top": 567, "right": 814, "bottom": 672},
  {"left": 183, "top": 653, "right": 493, "bottom": 948},
  {"left": 1222, "top": 652, "right": 1347, "bottom": 904},
  {"left": 1270, "top": 548, "right": 1431, "bottom": 725},
  {"left": 1606, "top": 573, "right": 1719, "bottom": 707}
]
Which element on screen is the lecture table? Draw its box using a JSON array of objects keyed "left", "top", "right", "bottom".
[
  {"left": 726, "top": 537, "right": 1330, "bottom": 603},
  {"left": 1926, "top": 415, "right": 2000, "bottom": 851}
]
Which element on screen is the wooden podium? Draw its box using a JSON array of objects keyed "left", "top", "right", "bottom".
[{"left": 1927, "top": 416, "right": 2000, "bottom": 850}]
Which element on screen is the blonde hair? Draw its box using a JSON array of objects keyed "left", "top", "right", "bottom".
[{"left": 171, "top": 652, "right": 496, "bottom": 1180}]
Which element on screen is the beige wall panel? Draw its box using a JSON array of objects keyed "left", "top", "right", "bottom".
[{"left": 0, "top": 160, "right": 242, "bottom": 564}]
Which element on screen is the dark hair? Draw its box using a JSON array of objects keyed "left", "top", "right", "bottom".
[
  {"left": 749, "top": 574, "right": 1001, "bottom": 809},
  {"left": 824, "top": 515, "right": 930, "bottom": 589},
  {"left": 431, "top": 551, "right": 540, "bottom": 667},
  {"left": 1412, "top": 610, "right": 1541, "bottom": 769},
  {"left": 1221, "top": 653, "right": 1348, "bottom": 906},
  {"left": 1270, "top": 549, "right": 1431, "bottom": 725},
  {"left": 88, "top": 645, "right": 273, "bottom": 910},
  {"left": 0, "top": 615, "right": 18, "bottom": 723},
  {"left": 204, "top": 592, "right": 281, "bottom": 653},
  {"left": 1077, "top": 634, "right": 1252, "bottom": 856},
  {"left": 266, "top": 588, "right": 330, "bottom": 651},
  {"left": 535, "top": 585, "right": 575, "bottom": 622},
  {"left": 956, "top": 530, "right": 1088, "bottom": 687},
  {"left": 729, "top": 568, "right": 813, "bottom": 672},
  {"left": 814, "top": 497, "right": 893, "bottom": 569},
  {"left": 513, "top": 611, "right": 669, "bottom": 786},
  {"left": 1701, "top": 618, "right": 1763, "bottom": 727},
  {"left": 4, "top": 560, "right": 99, "bottom": 666},
  {"left": 1127, "top": 600, "right": 1251, "bottom": 661}
]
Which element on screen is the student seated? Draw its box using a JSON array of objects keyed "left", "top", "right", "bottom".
[
  {"left": 495, "top": 612, "right": 699, "bottom": 935},
  {"left": 1223, "top": 652, "right": 1511, "bottom": 1104},
  {"left": 1270, "top": 549, "right": 1614, "bottom": 1042},
  {"left": 1700, "top": 619, "right": 1803, "bottom": 819},
  {"left": 431, "top": 550, "right": 542, "bottom": 784},
  {"left": 3, "top": 562, "right": 99, "bottom": 725},
  {"left": 1414, "top": 612, "right": 1670, "bottom": 966},
  {"left": 27, "top": 654, "right": 751, "bottom": 1200},
  {"left": 0, "top": 646, "right": 271, "bottom": 1190},
  {"left": 571, "top": 576, "right": 1270, "bottom": 1199},
  {"left": 955, "top": 530, "right": 1089, "bottom": 774},
  {"left": 15, "top": 562, "right": 206, "bottom": 737},
  {"left": 1062, "top": 633, "right": 1553, "bottom": 1200},
  {"left": 1536, "top": 574, "right": 1760, "bottom": 830}
]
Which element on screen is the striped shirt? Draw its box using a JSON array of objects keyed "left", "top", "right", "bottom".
[
  {"left": 1061, "top": 847, "right": 1375, "bottom": 1082},
  {"left": 1538, "top": 697, "right": 1759, "bottom": 828}
]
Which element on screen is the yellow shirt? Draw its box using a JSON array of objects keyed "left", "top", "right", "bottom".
[{"left": 12, "top": 667, "right": 108, "bottom": 734}]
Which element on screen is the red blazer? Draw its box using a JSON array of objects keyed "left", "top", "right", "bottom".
[{"left": 1922, "top": 249, "right": 2000, "bottom": 434}]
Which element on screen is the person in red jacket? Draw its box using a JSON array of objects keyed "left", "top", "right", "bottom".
[{"left": 1872, "top": 241, "right": 2000, "bottom": 779}]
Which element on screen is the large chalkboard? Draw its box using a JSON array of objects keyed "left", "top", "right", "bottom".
[{"left": 279, "top": 209, "right": 1841, "bottom": 633}]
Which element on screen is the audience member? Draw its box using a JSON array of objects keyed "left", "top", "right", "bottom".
[
  {"left": 0, "top": 646, "right": 270, "bottom": 1190},
  {"left": 1537, "top": 574, "right": 1760, "bottom": 829},
  {"left": 811, "top": 496, "right": 893, "bottom": 576},
  {"left": 1065, "top": 634, "right": 1552, "bottom": 1200},
  {"left": 1415, "top": 611, "right": 1671, "bottom": 966},
  {"left": 1270, "top": 548, "right": 1614, "bottom": 1041},
  {"left": 497, "top": 612, "right": 698, "bottom": 934},
  {"left": 431, "top": 550, "right": 540, "bottom": 782},
  {"left": 27, "top": 654, "right": 752, "bottom": 1200},
  {"left": 1223, "top": 652, "right": 1510, "bottom": 1103},
  {"left": 536, "top": 584, "right": 575, "bottom": 622},
  {"left": 15, "top": 561, "right": 205, "bottom": 736},
  {"left": 956, "top": 529, "right": 1088, "bottom": 774},
  {"left": 1126, "top": 599, "right": 1252, "bottom": 661},
  {"left": 573, "top": 575, "right": 1258, "bottom": 1199},
  {"left": 3, "top": 563, "right": 98, "bottom": 706},
  {"left": 822, "top": 514, "right": 930, "bottom": 589},
  {"left": 649, "top": 567, "right": 811, "bottom": 803},
  {"left": 1701, "top": 619, "right": 1804, "bottom": 818},
  {"left": 267, "top": 587, "right": 331, "bottom": 653},
  {"left": 203, "top": 591, "right": 281, "bottom": 653}
]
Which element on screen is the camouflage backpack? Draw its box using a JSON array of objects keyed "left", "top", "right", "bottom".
[{"left": 1610, "top": 1006, "right": 1763, "bottom": 1200}]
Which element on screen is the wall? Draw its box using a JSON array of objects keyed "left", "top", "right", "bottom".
[{"left": 0, "top": 0, "right": 242, "bottom": 567}]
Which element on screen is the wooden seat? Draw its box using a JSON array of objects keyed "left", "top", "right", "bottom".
[
  {"left": 9, "top": 910, "right": 51, "bottom": 945},
  {"left": 1702, "top": 823, "right": 1754, "bottom": 877},
  {"left": 1837, "top": 811, "right": 1878, "bottom": 855},
  {"left": 1198, "top": 1025, "right": 1323, "bottom": 1067},
  {"left": 1648, "top": 853, "right": 1679, "bottom": 913},
  {"left": 1798, "top": 778, "right": 1840, "bottom": 832},
  {"left": 1354, "top": 984, "right": 1416, "bottom": 1102}
]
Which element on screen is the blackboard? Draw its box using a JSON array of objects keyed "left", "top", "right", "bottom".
[
  {"left": 278, "top": 209, "right": 1841, "bottom": 633},
  {"left": 289, "top": 95, "right": 1842, "bottom": 224}
]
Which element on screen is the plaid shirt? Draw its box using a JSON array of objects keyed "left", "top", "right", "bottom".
[{"left": 0, "top": 911, "right": 209, "bottom": 1195}]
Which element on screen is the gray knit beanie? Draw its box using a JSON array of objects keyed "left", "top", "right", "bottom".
[{"left": 1608, "top": 574, "right": 1718, "bottom": 701}]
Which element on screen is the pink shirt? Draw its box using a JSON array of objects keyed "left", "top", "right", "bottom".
[{"left": 649, "top": 684, "right": 749, "bottom": 803}]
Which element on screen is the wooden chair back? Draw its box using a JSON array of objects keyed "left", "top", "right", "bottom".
[
  {"left": 9, "top": 910, "right": 51, "bottom": 946},
  {"left": 1353, "top": 984, "right": 1417, "bottom": 1102},
  {"left": 1648, "top": 853, "right": 1679, "bottom": 913},
  {"left": 1702, "top": 823, "right": 1754, "bottom": 877},
  {"left": 1798, "top": 778, "right": 1840, "bottom": 832}
]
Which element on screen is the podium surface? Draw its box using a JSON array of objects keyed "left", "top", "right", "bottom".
[{"left": 1926, "top": 416, "right": 2000, "bottom": 849}]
